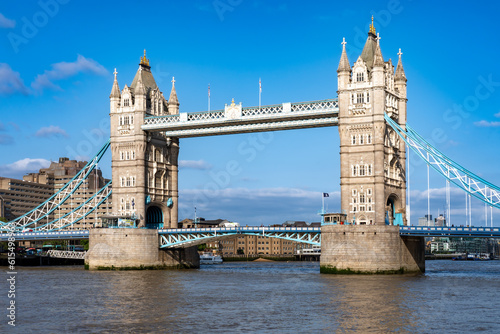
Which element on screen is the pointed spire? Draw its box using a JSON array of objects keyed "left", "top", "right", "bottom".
[
  {"left": 337, "top": 37, "right": 351, "bottom": 73},
  {"left": 369, "top": 15, "right": 376, "bottom": 37},
  {"left": 140, "top": 49, "right": 150, "bottom": 67},
  {"left": 395, "top": 48, "right": 406, "bottom": 81},
  {"left": 169, "top": 76, "right": 179, "bottom": 105},
  {"left": 373, "top": 35, "right": 384, "bottom": 67},
  {"left": 110, "top": 68, "right": 121, "bottom": 98}
]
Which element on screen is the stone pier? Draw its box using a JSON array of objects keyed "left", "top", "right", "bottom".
[
  {"left": 85, "top": 228, "right": 199, "bottom": 270},
  {"left": 320, "top": 225, "right": 425, "bottom": 274}
]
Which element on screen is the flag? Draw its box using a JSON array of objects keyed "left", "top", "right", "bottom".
[
  {"left": 259, "top": 78, "right": 262, "bottom": 93},
  {"left": 323, "top": 193, "right": 329, "bottom": 197},
  {"left": 208, "top": 84, "right": 210, "bottom": 98}
]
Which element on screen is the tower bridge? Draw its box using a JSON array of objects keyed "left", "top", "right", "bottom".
[{"left": 2, "top": 19, "right": 500, "bottom": 273}]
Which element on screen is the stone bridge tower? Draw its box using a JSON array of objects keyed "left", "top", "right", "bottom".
[
  {"left": 109, "top": 51, "right": 179, "bottom": 228},
  {"left": 337, "top": 19, "right": 407, "bottom": 225}
]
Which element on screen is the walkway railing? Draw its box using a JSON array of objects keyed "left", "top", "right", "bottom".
[
  {"left": 142, "top": 99, "right": 339, "bottom": 137},
  {"left": 47, "top": 250, "right": 87, "bottom": 259}
]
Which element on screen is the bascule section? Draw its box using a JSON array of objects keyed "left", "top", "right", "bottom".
[
  {"left": 109, "top": 51, "right": 179, "bottom": 229},
  {"left": 337, "top": 19, "right": 407, "bottom": 226}
]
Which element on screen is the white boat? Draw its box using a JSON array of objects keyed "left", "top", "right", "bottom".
[{"left": 200, "top": 253, "right": 223, "bottom": 265}]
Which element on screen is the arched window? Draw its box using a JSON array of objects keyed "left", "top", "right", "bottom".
[{"left": 352, "top": 135, "right": 356, "bottom": 145}]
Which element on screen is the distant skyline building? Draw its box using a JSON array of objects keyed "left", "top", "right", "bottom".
[{"left": 0, "top": 157, "right": 111, "bottom": 229}]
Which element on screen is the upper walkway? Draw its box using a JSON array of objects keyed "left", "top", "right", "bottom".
[{"left": 142, "top": 99, "right": 339, "bottom": 137}]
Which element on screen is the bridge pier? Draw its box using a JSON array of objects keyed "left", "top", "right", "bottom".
[
  {"left": 85, "top": 229, "right": 199, "bottom": 270},
  {"left": 320, "top": 225, "right": 425, "bottom": 274}
]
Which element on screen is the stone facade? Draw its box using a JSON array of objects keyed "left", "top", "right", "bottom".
[
  {"left": 337, "top": 20, "right": 407, "bottom": 225},
  {"left": 110, "top": 51, "right": 179, "bottom": 228},
  {"left": 85, "top": 228, "right": 199, "bottom": 270},
  {"left": 320, "top": 225, "right": 424, "bottom": 274}
]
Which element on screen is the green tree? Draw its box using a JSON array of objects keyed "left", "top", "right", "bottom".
[
  {"left": 0, "top": 217, "right": 7, "bottom": 223},
  {"left": 80, "top": 240, "right": 89, "bottom": 251},
  {"left": 197, "top": 244, "right": 207, "bottom": 252}
]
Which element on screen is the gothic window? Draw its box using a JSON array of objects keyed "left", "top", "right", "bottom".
[
  {"left": 368, "top": 164, "right": 372, "bottom": 175},
  {"left": 356, "top": 72, "right": 364, "bottom": 82},
  {"left": 351, "top": 94, "right": 355, "bottom": 104},
  {"left": 124, "top": 99, "right": 130, "bottom": 107},
  {"left": 130, "top": 115, "right": 134, "bottom": 124},
  {"left": 360, "top": 206, "right": 365, "bottom": 212},
  {"left": 356, "top": 93, "right": 364, "bottom": 104},
  {"left": 367, "top": 134, "right": 372, "bottom": 144},
  {"left": 366, "top": 92, "right": 370, "bottom": 103},
  {"left": 120, "top": 177, "right": 123, "bottom": 187},
  {"left": 120, "top": 152, "right": 124, "bottom": 160},
  {"left": 359, "top": 165, "right": 365, "bottom": 176},
  {"left": 119, "top": 117, "right": 123, "bottom": 126},
  {"left": 353, "top": 198, "right": 357, "bottom": 204},
  {"left": 126, "top": 177, "right": 131, "bottom": 187},
  {"left": 131, "top": 151, "right": 135, "bottom": 160},
  {"left": 353, "top": 206, "right": 357, "bottom": 212},
  {"left": 132, "top": 177, "right": 136, "bottom": 187},
  {"left": 367, "top": 188, "right": 372, "bottom": 196},
  {"left": 352, "top": 135, "right": 356, "bottom": 145},
  {"left": 126, "top": 151, "right": 130, "bottom": 160},
  {"left": 352, "top": 189, "right": 357, "bottom": 196},
  {"left": 360, "top": 134, "right": 364, "bottom": 145},
  {"left": 368, "top": 206, "right": 372, "bottom": 211},
  {"left": 360, "top": 194, "right": 365, "bottom": 203},
  {"left": 126, "top": 201, "right": 130, "bottom": 211},
  {"left": 352, "top": 165, "right": 358, "bottom": 176}
]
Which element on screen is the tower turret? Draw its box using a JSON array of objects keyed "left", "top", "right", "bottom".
[
  {"left": 168, "top": 77, "right": 179, "bottom": 115},
  {"left": 395, "top": 48, "right": 407, "bottom": 98},
  {"left": 110, "top": 68, "right": 121, "bottom": 113},
  {"left": 337, "top": 38, "right": 351, "bottom": 89}
]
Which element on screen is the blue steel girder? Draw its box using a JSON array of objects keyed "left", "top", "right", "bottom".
[
  {"left": 158, "top": 227, "right": 321, "bottom": 248},
  {"left": 385, "top": 114, "right": 500, "bottom": 209},
  {"left": 1, "top": 139, "right": 111, "bottom": 231}
]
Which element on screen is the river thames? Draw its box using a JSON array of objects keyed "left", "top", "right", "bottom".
[{"left": 3, "top": 260, "right": 500, "bottom": 333}]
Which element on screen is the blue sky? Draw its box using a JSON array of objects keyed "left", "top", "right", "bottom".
[{"left": 0, "top": 0, "right": 499, "bottom": 226}]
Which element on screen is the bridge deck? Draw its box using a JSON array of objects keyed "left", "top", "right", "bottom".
[
  {"left": 1, "top": 226, "right": 499, "bottom": 242},
  {"left": 142, "top": 99, "right": 339, "bottom": 137}
]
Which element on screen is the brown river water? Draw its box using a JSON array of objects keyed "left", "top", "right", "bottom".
[{"left": 2, "top": 260, "right": 500, "bottom": 333}]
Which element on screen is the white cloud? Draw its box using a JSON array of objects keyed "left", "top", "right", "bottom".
[
  {"left": 31, "top": 55, "right": 107, "bottom": 93},
  {"left": 0, "top": 13, "right": 15, "bottom": 28},
  {"left": 0, "top": 158, "right": 51, "bottom": 178},
  {"left": 474, "top": 120, "right": 500, "bottom": 127},
  {"left": 179, "top": 160, "right": 212, "bottom": 170},
  {"left": 0, "top": 63, "right": 30, "bottom": 95},
  {"left": 35, "top": 125, "right": 69, "bottom": 138}
]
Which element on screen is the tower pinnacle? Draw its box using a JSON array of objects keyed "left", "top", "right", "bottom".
[
  {"left": 395, "top": 48, "right": 406, "bottom": 81},
  {"left": 110, "top": 68, "right": 121, "bottom": 98},
  {"left": 369, "top": 15, "right": 376, "bottom": 36},
  {"left": 169, "top": 76, "right": 179, "bottom": 105},
  {"left": 140, "top": 49, "right": 150, "bottom": 67},
  {"left": 337, "top": 37, "right": 351, "bottom": 73}
]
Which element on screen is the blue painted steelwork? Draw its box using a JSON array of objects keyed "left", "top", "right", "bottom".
[
  {"left": 3, "top": 226, "right": 499, "bottom": 244},
  {"left": 32, "top": 181, "right": 112, "bottom": 232},
  {"left": 0, "top": 230, "right": 89, "bottom": 242},
  {"left": 385, "top": 114, "right": 500, "bottom": 209},
  {"left": 158, "top": 226, "right": 321, "bottom": 248},
  {"left": 1, "top": 139, "right": 111, "bottom": 231},
  {"left": 400, "top": 226, "right": 500, "bottom": 238}
]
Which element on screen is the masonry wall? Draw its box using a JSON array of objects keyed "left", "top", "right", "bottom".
[
  {"left": 320, "top": 225, "right": 424, "bottom": 274},
  {"left": 85, "top": 228, "right": 199, "bottom": 270}
]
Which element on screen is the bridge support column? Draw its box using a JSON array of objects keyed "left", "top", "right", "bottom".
[
  {"left": 85, "top": 229, "right": 199, "bottom": 270},
  {"left": 320, "top": 225, "right": 424, "bottom": 274}
]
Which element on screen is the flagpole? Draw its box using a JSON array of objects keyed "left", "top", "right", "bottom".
[
  {"left": 208, "top": 84, "right": 211, "bottom": 112},
  {"left": 259, "top": 78, "right": 261, "bottom": 111}
]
